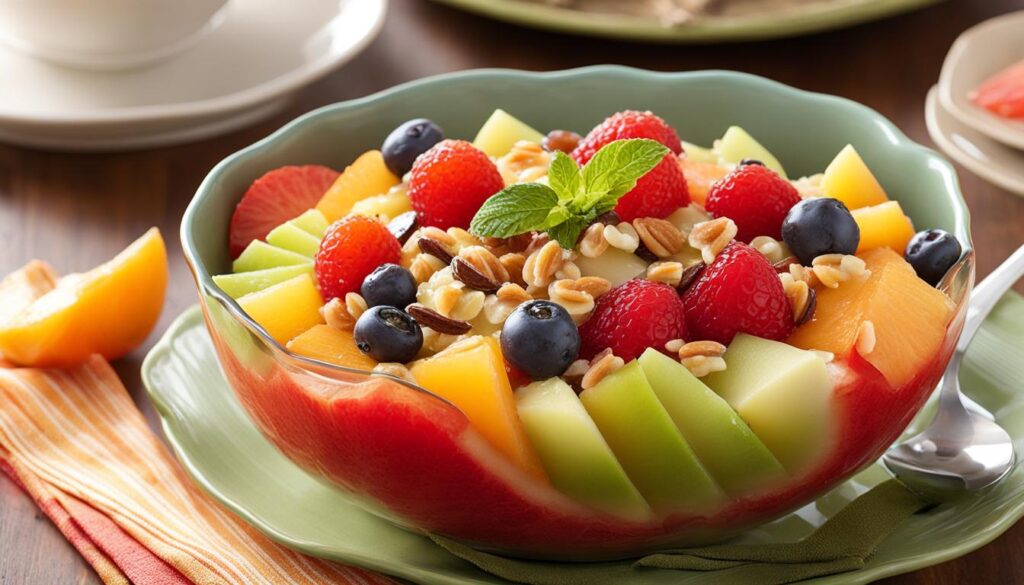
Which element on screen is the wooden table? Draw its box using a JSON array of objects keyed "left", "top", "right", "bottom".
[{"left": 2, "top": 0, "right": 1023, "bottom": 582}]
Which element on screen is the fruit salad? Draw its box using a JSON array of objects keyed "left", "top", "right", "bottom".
[{"left": 211, "top": 109, "right": 963, "bottom": 557}]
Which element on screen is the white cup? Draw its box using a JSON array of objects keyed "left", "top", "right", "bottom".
[{"left": 0, "top": 0, "right": 229, "bottom": 70}]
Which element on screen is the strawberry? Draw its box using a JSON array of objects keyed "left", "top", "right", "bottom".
[
  {"left": 612, "top": 156, "right": 689, "bottom": 222},
  {"left": 315, "top": 216, "right": 401, "bottom": 301},
  {"left": 578, "top": 279, "right": 688, "bottom": 362},
  {"left": 571, "top": 110, "right": 682, "bottom": 163},
  {"left": 681, "top": 241, "right": 793, "bottom": 345},
  {"left": 228, "top": 165, "right": 339, "bottom": 258},
  {"left": 704, "top": 163, "right": 801, "bottom": 242},
  {"left": 408, "top": 140, "right": 504, "bottom": 230},
  {"left": 572, "top": 111, "right": 688, "bottom": 221}
]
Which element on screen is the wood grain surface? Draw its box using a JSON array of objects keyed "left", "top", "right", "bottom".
[{"left": 2, "top": 0, "right": 1023, "bottom": 582}]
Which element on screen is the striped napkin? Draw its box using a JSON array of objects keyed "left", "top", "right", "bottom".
[{"left": 0, "top": 261, "right": 395, "bottom": 585}]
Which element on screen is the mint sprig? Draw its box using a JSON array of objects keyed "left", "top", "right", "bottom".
[{"left": 469, "top": 139, "right": 670, "bottom": 248}]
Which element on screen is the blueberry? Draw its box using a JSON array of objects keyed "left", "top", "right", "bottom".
[
  {"left": 361, "top": 263, "right": 417, "bottom": 309},
  {"left": 353, "top": 306, "right": 423, "bottom": 363},
  {"left": 905, "top": 229, "right": 962, "bottom": 286},
  {"left": 781, "top": 198, "right": 860, "bottom": 264},
  {"left": 501, "top": 300, "right": 580, "bottom": 380},
  {"left": 382, "top": 118, "right": 444, "bottom": 176}
]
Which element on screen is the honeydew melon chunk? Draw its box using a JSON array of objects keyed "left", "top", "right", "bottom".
[
  {"left": 579, "top": 361, "right": 723, "bottom": 514},
  {"left": 473, "top": 109, "right": 545, "bottom": 158},
  {"left": 213, "top": 264, "right": 313, "bottom": 299},
  {"left": 681, "top": 141, "right": 717, "bottom": 164},
  {"left": 704, "top": 334, "right": 832, "bottom": 474},
  {"left": 714, "top": 126, "right": 787, "bottom": 178},
  {"left": 516, "top": 378, "right": 651, "bottom": 520},
  {"left": 265, "top": 223, "right": 321, "bottom": 257},
  {"left": 638, "top": 349, "right": 785, "bottom": 496},
  {"left": 575, "top": 248, "right": 648, "bottom": 288},
  {"left": 289, "top": 209, "right": 330, "bottom": 236},
  {"left": 232, "top": 241, "right": 312, "bottom": 273}
]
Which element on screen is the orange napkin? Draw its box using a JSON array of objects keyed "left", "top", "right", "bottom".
[{"left": 0, "top": 261, "right": 397, "bottom": 585}]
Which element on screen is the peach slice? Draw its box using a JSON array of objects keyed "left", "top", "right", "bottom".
[
  {"left": 0, "top": 229, "right": 167, "bottom": 367},
  {"left": 287, "top": 324, "right": 376, "bottom": 370}
]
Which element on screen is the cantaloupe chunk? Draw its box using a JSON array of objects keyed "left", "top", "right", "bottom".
[
  {"left": 316, "top": 151, "right": 400, "bottom": 222},
  {"left": 851, "top": 200, "right": 915, "bottom": 254},
  {"left": 287, "top": 324, "right": 376, "bottom": 370},
  {"left": 679, "top": 158, "right": 729, "bottom": 206},
  {"left": 788, "top": 247, "right": 953, "bottom": 388},
  {"left": 410, "top": 336, "right": 545, "bottom": 479},
  {"left": 820, "top": 145, "right": 889, "bottom": 210},
  {"left": 237, "top": 274, "right": 324, "bottom": 345}
]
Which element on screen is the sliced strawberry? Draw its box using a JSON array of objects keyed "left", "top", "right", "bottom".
[{"left": 228, "top": 165, "right": 339, "bottom": 258}]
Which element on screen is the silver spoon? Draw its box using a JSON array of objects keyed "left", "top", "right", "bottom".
[{"left": 883, "top": 245, "right": 1024, "bottom": 496}]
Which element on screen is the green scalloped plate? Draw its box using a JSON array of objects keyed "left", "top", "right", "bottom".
[
  {"left": 429, "top": 0, "right": 942, "bottom": 43},
  {"left": 143, "top": 294, "right": 1024, "bottom": 584}
]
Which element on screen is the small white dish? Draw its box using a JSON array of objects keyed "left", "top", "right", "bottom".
[
  {"left": 937, "top": 10, "right": 1024, "bottom": 151},
  {"left": 926, "top": 86, "right": 1024, "bottom": 197},
  {"left": 0, "top": 0, "right": 387, "bottom": 152}
]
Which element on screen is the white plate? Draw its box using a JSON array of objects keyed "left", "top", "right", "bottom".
[
  {"left": 0, "top": 0, "right": 387, "bottom": 151},
  {"left": 926, "top": 86, "right": 1024, "bottom": 197},
  {"left": 937, "top": 10, "right": 1024, "bottom": 151}
]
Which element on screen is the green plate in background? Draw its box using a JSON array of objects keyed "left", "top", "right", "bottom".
[
  {"left": 430, "top": 0, "right": 941, "bottom": 43},
  {"left": 143, "top": 295, "right": 1024, "bottom": 585}
]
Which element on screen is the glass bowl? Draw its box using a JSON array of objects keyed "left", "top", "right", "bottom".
[{"left": 181, "top": 67, "right": 973, "bottom": 561}]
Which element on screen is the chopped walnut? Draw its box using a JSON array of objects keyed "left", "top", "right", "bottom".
[
  {"left": 482, "top": 283, "right": 532, "bottom": 324},
  {"left": 416, "top": 267, "right": 485, "bottom": 321},
  {"left": 688, "top": 217, "right": 737, "bottom": 264},
  {"left": 409, "top": 253, "right": 446, "bottom": 284},
  {"left": 791, "top": 173, "right": 824, "bottom": 198},
  {"left": 749, "top": 235, "right": 789, "bottom": 264},
  {"left": 646, "top": 261, "right": 684, "bottom": 286},
  {"left": 677, "top": 340, "right": 727, "bottom": 377},
  {"left": 496, "top": 140, "right": 551, "bottom": 185},
  {"left": 523, "top": 240, "right": 567, "bottom": 288},
  {"left": 811, "top": 254, "right": 870, "bottom": 289},
  {"left": 664, "top": 338, "right": 685, "bottom": 353},
  {"left": 458, "top": 245, "right": 510, "bottom": 284},
  {"left": 856, "top": 320, "right": 876, "bottom": 355},
  {"left": 581, "top": 351, "right": 626, "bottom": 390},
  {"left": 498, "top": 253, "right": 527, "bottom": 286},
  {"left": 548, "top": 277, "right": 610, "bottom": 321},
  {"left": 321, "top": 293, "right": 368, "bottom": 330},
  {"left": 603, "top": 222, "right": 640, "bottom": 253},
  {"left": 781, "top": 277, "right": 814, "bottom": 323},
  {"left": 633, "top": 217, "right": 684, "bottom": 258},
  {"left": 579, "top": 222, "right": 609, "bottom": 258}
]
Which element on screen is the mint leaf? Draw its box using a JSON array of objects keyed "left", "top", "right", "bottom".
[
  {"left": 544, "top": 204, "right": 573, "bottom": 228},
  {"left": 547, "top": 216, "right": 590, "bottom": 249},
  {"left": 581, "top": 139, "right": 670, "bottom": 204},
  {"left": 547, "top": 151, "right": 582, "bottom": 203},
  {"left": 469, "top": 183, "right": 558, "bottom": 238}
]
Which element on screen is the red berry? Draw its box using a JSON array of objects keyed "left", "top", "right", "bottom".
[
  {"left": 578, "top": 279, "right": 688, "bottom": 362},
  {"left": 228, "top": 165, "right": 339, "bottom": 258},
  {"left": 681, "top": 241, "right": 793, "bottom": 345},
  {"left": 571, "top": 110, "right": 682, "bottom": 164},
  {"left": 613, "top": 155, "right": 689, "bottom": 222},
  {"left": 572, "top": 111, "right": 688, "bottom": 221},
  {"left": 705, "top": 164, "right": 801, "bottom": 242},
  {"left": 408, "top": 140, "right": 504, "bottom": 230},
  {"left": 315, "top": 216, "right": 401, "bottom": 301}
]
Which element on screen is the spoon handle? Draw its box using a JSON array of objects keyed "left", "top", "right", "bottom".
[{"left": 957, "top": 244, "right": 1024, "bottom": 355}]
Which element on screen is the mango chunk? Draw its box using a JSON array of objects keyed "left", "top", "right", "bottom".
[
  {"left": 410, "top": 336, "right": 546, "bottom": 479},
  {"left": 316, "top": 150, "right": 400, "bottom": 222},
  {"left": 852, "top": 200, "right": 915, "bottom": 254},
  {"left": 287, "top": 324, "right": 376, "bottom": 370},
  {"left": 820, "top": 145, "right": 889, "bottom": 210},
  {"left": 237, "top": 273, "right": 324, "bottom": 345}
]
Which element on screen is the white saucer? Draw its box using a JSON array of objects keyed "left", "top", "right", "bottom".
[
  {"left": 0, "top": 0, "right": 387, "bottom": 152},
  {"left": 937, "top": 10, "right": 1024, "bottom": 151},
  {"left": 926, "top": 86, "right": 1024, "bottom": 197}
]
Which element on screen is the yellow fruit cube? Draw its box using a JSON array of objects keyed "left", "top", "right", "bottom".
[
  {"left": 410, "top": 336, "right": 546, "bottom": 479},
  {"left": 349, "top": 188, "right": 412, "bottom": 223},
  {"left": 316, "top": 150, "right": 400, "bottom": 222},
  {"left": 852, "top": 200, "right": 915, "bottom": 254},
  {"left": 287, "top": 324, "right": 376, "bottom": 370},
  {"left": 821, "top": 145, "right": 889, "bottom": 209},
  {"left": 238, "top": 274, "right": 324, "bottom": 344}
]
